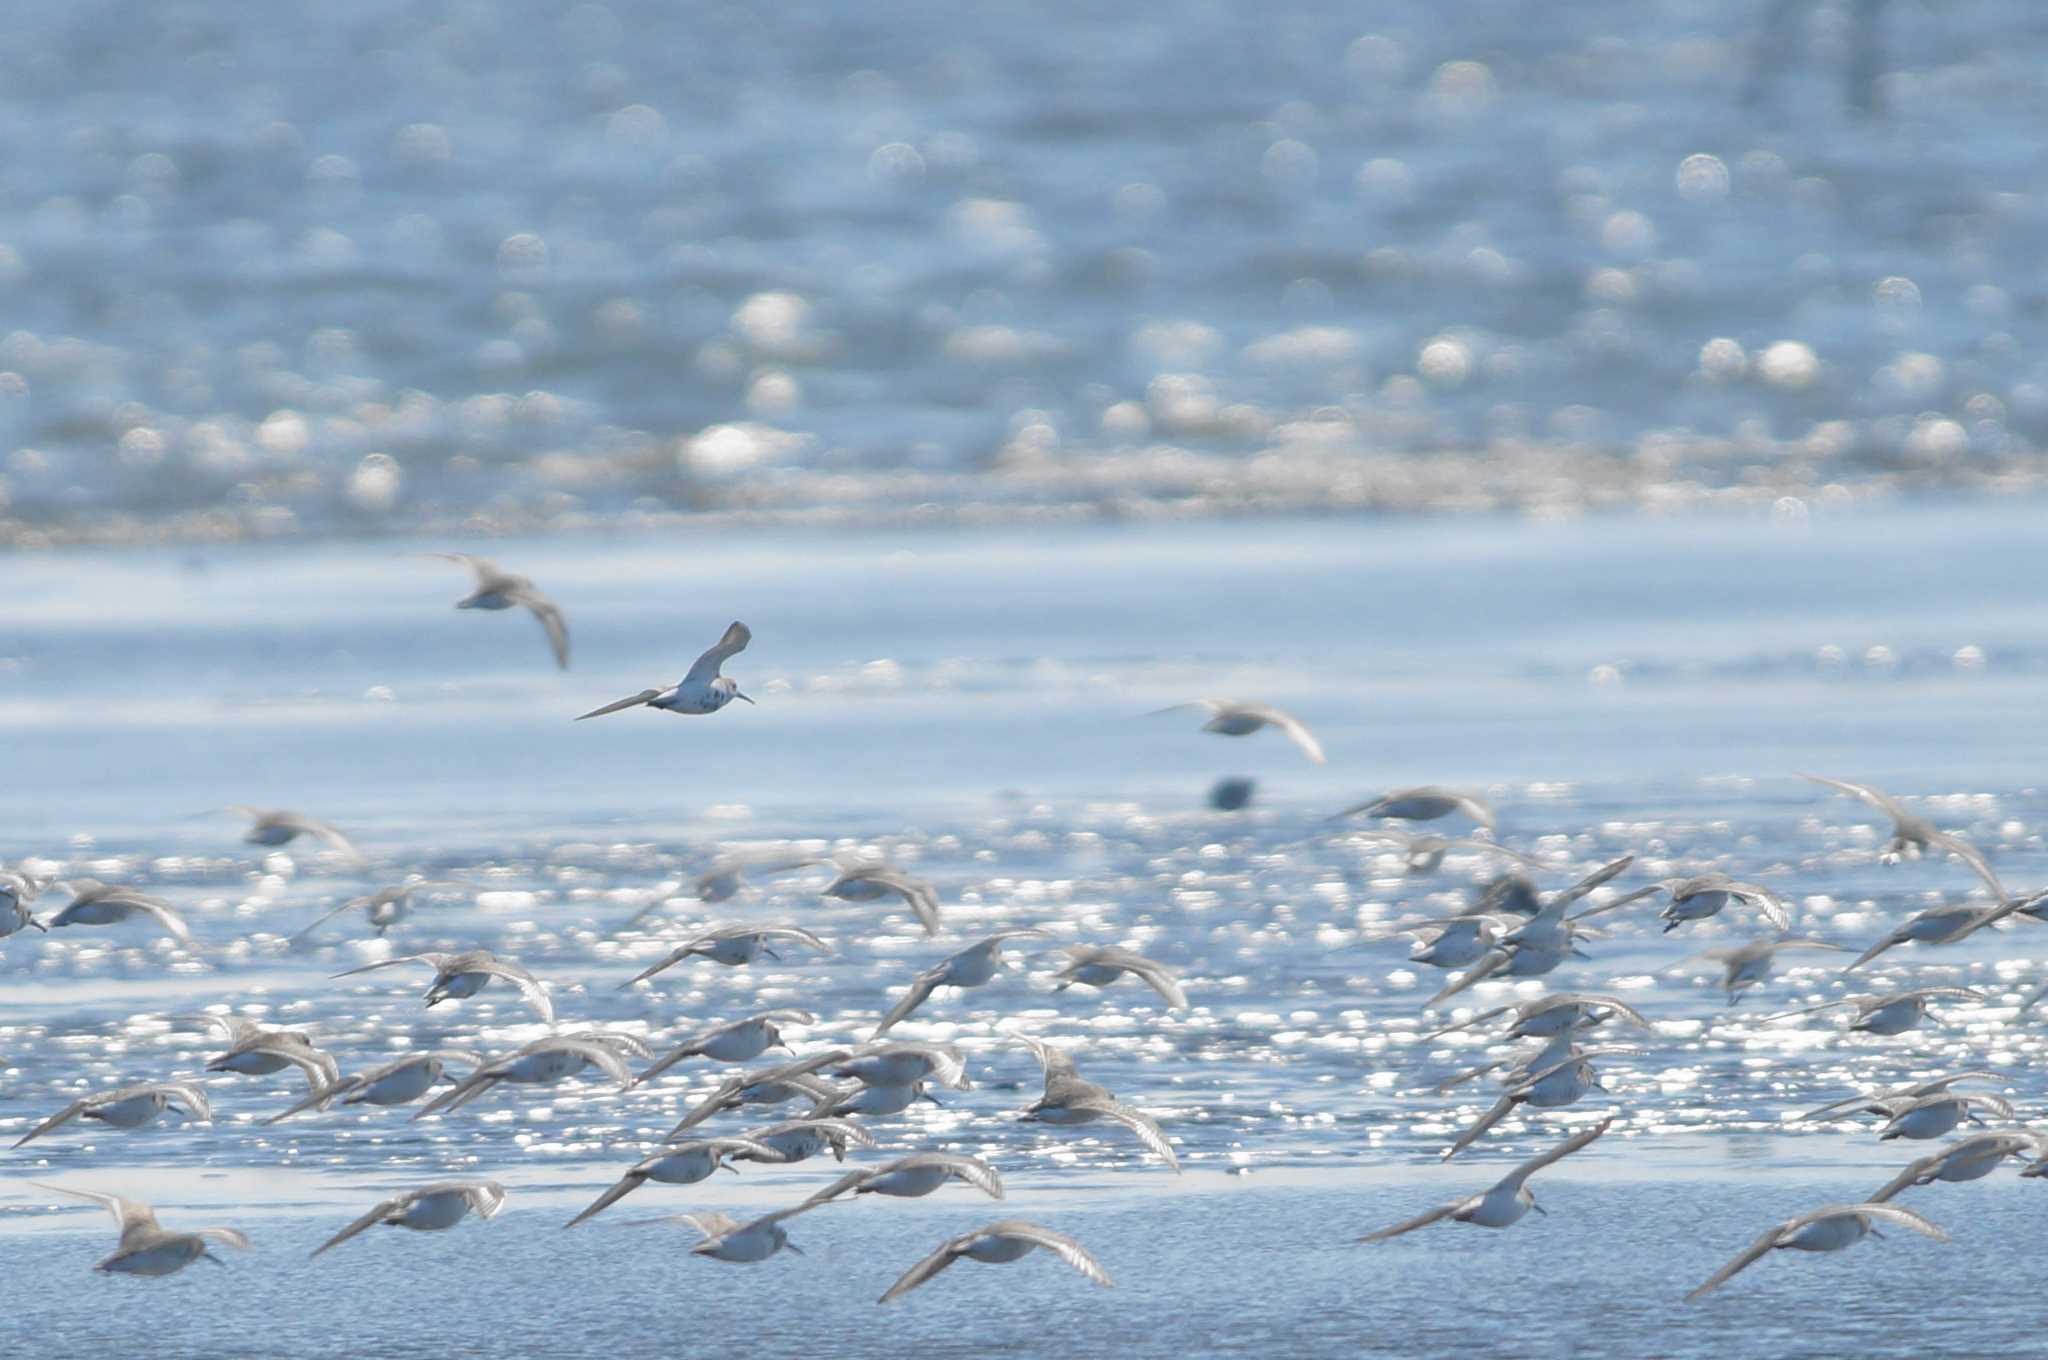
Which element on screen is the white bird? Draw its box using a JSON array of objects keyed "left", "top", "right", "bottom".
[
  {"left": 1798, "top": 1070, "right": 2005, "bottom": 1124},
  {"left": 1360, "top": 1117, "right": 1613, "bottom": 1241},
  {"left": 225, "top": 807, "right": 365, "bottom": 864},
  {"left": 879, "top": 1221, "right": 1112, "bottom": 1303},
  {"left": 312, "top": 1181, "right": 507, "bottom": 1256},
  {"left": 808, "top": 1079, "right": 941, "bottom": 1120},
  {"left": 818, "top": 858, "right": 945, "bottom": 935},
  {"left": 1051, "top": 944, "right": 1188, "bottom": 1010},
  {"left": 331, "top": 948, "right": 553, "bottom": 1022},
  {"left": 1870, "top": 1091, "right": 2017, "bottom": 1141},
  {"left": 800, "top": 1152, "right": 1005, "bottom": 1209},
  {"left": 430, "top": 552, "right": 569, "bottom": 669},
  {"left": 1423, "top": 992, "right": 1651, "bottom": 1043},
  {"left": 0, "top": 868, "right": 51, "bottom": 938},
  {"left": 565, "top": 1138, "right": 781, "bottom": 1227},
  {"left": 1798, "top": 773, "right": 2004, "bottom": 897},
  {"left": 1441, "top": 1049, "right": 1621, "bottom": 1160},
  {"left": 264, "top": 1049, "right": 482, "bottom": 1124},
  {"left": 575, "top": 621, "right": 753, "bottom": 720},
  {"left": 726, "top": 1117, "right": 877, "bottom": 1166},
  {"left": 1421, "top": 856, "right": 1637, "bottom": 1007},
  {"left": 620, "top": 922, "right": 832, "bottom": 987},
  {"left": 663, "top": 1051, "right": 852, "bottom": 1137},
  {"left": 1843, "top": 899, "right": 2029, "bottom": 972},
  {"left": 46, "top": 880, "right": 190, "bottom": 946},
  {"left": 1764, "top": 987, "right": 1985, "bottom": 1036},
  {"left": 415, "top": 1032, "right": 652, "bottom": 1118},
  {"left": 1332, "top": 786, "right": 1496, "bottom": 830},
  {"left": 1149, "top": 698, "right": 1324, "bottom": 764},
  {"left": 1370, "top": 912, "right": 1521, "bottom": 971},
  {"left": 290, "top": 878, "right": 469, "bottom": 942},
  {"left": 1674, "top": 936, "right": 1849, "bottom": 1002},
  {"left": 1012, "top": 1032, "right": 1179, "bottom": 1172},
  {"left": 32, "top": 1183, "right": 249, "bottom": 1277},
  {"left": 15, "top": 1081, "right": 213, "bottom": 1148},
  {"left": 834, "top": 1041, "right": 971, "bottom": 1090},
  {"left": 632, "top": 1009, "right": 814, "bottom": 1087},
  {"left": 1869, "top": 1131, "right": 2047, "bottom": 1201},
  {"left": 871, "top": 930, "right": 1049, "bottom": 1038},
  {"left": 1346, "top": 829, "right": 1547, "bottom": 875},
  {"left": 1602, "top": 874, "right": 1792, "bottom": 933},
  {"left": 661, "top": 1205, "right": 818, "bottom": 1263},
  {"left": 192, "top": 1015, "right": 340, "bottom": 1089},
  {"left": 1685, "top": 1202, "right": 1948, "bottom": 1301}
]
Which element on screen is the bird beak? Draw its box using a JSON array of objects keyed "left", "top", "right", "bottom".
[
  {"left": 1867, "top": 1226, "right": 1887, "bottom": 1240},
  {"left": 719, "top": 1162, "right": 739, "bottom": 1175},
  {"left": 1530, "top": 1202, "right": 1548, "bottom": 1216},
  {"left": 201, "top": 1251, "right": 226, "bottom": 1268},
  {"left": 763, "top": 947, "right": 782, "bottom": 962},
  {"left": 735, "top": 691, "right": 756, "bottom": 705},
  {"left": 919, "top": 1090, "right": 942, "bottom": 1106},
  {"left": 785, "top": 1240, "right": 805, "bottom": 1255}
]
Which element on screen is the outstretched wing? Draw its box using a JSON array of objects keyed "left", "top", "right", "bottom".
[
  {"left": 14, "top": 1098, "right": 91, "bottom": 1147},
  {"left": 576, "top": 689, "right": 662, "bottom": 721},
  {"left": 1088, "top": 1101, "right": 1181, "bottom": 1172},
  {"left": 475, "top": 957, "right": 554, "bottom": 1022},
  {"left": 683, "top": 621, "right": 751, "bottom": 685},
  {"left": 510, "top": 589, "right": 570, "bottom": 671},
  {"left": 1798, "top": 772, "right": 1911, "bottom": 823},
  {"left": 33, "top": 1182, "right": 159, "bottom": 1241},
  {"left": 1497, "top": 1116, "right": 1614, "bottom": 1191},
  {"left": 1357, "top": 1200, "right": 1458, "bottom": 1242},
  {"left": 1120, "top": 955, "right": 1188, "bottom": 1010},
  {"left": 872, "top": 969, "right": 943, "bottom": 1039},
  {"left": 332, "top": 952, "right": 452, "bottom": 980},
  {"left": 1424, "top": 949, "right": 1511, "bottom": 1008},
  {"left": 1684, "top": 1224, "right": 1783, "bottom": 1301},
  {"left": 1009, "top": 1030, "right": 1080, "bottom": 1084},
  {"left": 1265, "top": 708, "right": 1325, "bottom": 764},
  {"left": 989, "top": 1221, "right": 1113, "bottom": 1285},
  {"left": 311, "top": 1195, "right": 405, "bottom": 1257},
  {"left": 877, "top": 1236, "right": 966, "bottom": 1302},
  {"left": 275, "top": 814, "right": 365, "bottom": 864},
  {"left": 1928, "top": 831, "right": 2004, "bottom": 901}
]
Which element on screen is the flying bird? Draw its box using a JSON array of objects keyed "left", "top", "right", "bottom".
[
  {"left": 331, "top": 949, "right": 553, "bottom": 1022},
  {"left": 879, "top": 1221, "right": 1112, "bottom": 1303},
  {"left": 575, "top": 621, "right": 753, "bottom": 720},
  {"left": 1149, "top": 699, "right": 1324, "bottom": 764},
  {"left": 430, "top": 552, "right": 569, "bottom": 669},
  {"left": 31, "top": 1183, "right": 249, "bottom": 1277},
  {"left": 1686, "top": 1202, "right": 1948, "bottom": 1301},
  {"left": 1360, "top": 1118, "right": 1612, "bottom": 1240},
  {"left": 313, "top": 1181, "right": 507, "bottom": 1256}
]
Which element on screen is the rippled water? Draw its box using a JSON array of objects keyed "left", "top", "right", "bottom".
[
  {"left": 3, "top": 505, "right": 2047, "bottom": 1355},
  {"left": 4, "top": 2, "right": 2048, "bottom": 544}
]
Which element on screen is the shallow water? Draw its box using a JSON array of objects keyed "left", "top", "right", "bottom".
[{"left": 2, "top": 504, "right": 2047, "bottom": 1355}]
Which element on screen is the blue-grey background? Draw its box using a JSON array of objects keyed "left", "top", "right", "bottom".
[{"left": 5, "top": 4, "right": 2048, "bottom": 1358}]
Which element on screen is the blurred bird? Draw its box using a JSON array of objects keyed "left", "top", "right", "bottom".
[
  {"left": 430, "top": 552, "right": 569, "bottom": 669},
  {"left": 32, "top": 1183, "right": 249, "bottom": 1277},
  {"left": 1149, "top": 699, "right": 1324, "bottom": 764}
]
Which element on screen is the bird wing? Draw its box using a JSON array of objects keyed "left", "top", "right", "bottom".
[
  {"left": 1798, "top": 1202, "right": 1949, "bottom": 1241},
  {"left": 1560, "top": 993, "right": 1654, "bottom": 1030},
  {"left": 1684, "top": 1224, "right": 1783, "bottom": 1301},
  {"left": 621, "top": 941, "right": 699, "bottom": 987},
  {"left": 1725, "top": 883, "right": 1793, "bottom": 931},
  {"left": 1928, "top": 831, "right": 2004, "bottom": 900},
  {"left": 1424, "top": 950, "right": 1511, "bottom": 1008},
  {"left": 1444, "top": 837, "right": 1548, "bottom": 868},
  {"left": 576, "top": 689, "right": 663, "bottom": 721},
  {"left": 274, "top": 814, "right": 365, "bottom": 863},
  {"left": 1268, "top": 708, "right": 1325, "bottom": 764},
  {"left": 872, "top": 969, "right": 944, "bottom": 1039},
  {"left": 678, "top": 1211, "right": 745, "bottom": 1241},
  {"left": 1798, "top": 772, "right": 1911, "bottom": 824},
  {"left": 475, "top": 957, "right": 554, "bottom": 1022},
  {"left": 162, "top": 1082, "right": 212, "bottom": 1122},
  {"left": 1356, "top": 1200, "right": 1459, "bottom": 1242},
  {"left": 1762, "top": 998, "right": 1858, "bottom": 1023},
  {"left": 1089, "top": 1101, "right": 1181, "bottom": 1172},
  {"left": 796, "top": 1167, "right": 873, "bottom": 1209},
  {"left": 508, "top": 588, "right": 569, "bottom": 670},
  {"left": 195, "top": 1227, "right": 251, "bottom": 1249},
  {"left": 1146, "top": 699, "right": 1225, "bottom": 720},
  {"left": 430, "top": 551, "right": 499, "bottom": 585},
  {"left": 931, "top": 1153, "right": 1004, "bottom": 1199},
  {"left": 312, "top": 1196, "right": 406, "bottom": 1257},
  {"left": 14, "top": 1098, "right": 91, "bottom": 1147},
  {"left": 1845, "top": 932, "right": 1904, "bottom": 972},
  {"left": 114, "top": 897, "right": 192, "bottom": 945},
  {"left": 34, "top": 1183, "right": 159, "bottom": 1240},
  {"left": 992, "top": 1221, "right": 1113, "bottom": 1284},
  {"left": 761, "top": 924, "right": 835, "bottom": 953},
  {"left": 1441, "top": 1092, "right": 1520, "bottom": 1161},
  {"left": 1497, "top": 1116, "right": 1614, "bottom": 1191},
  {"left": 682, "top": 621, "right": 751, "bottom": 685},
  {"left": 1551, "top": 855, "right": 1637, "bottom": 911},
  {"left": 1009, "top": 1030, "right": 1080, "bottom": 1084},
  {"left": 332, "top": 952, "right": 451, "bottom": 980},
  {"left": 265, "top": 1075, "right": 361, "bottom": 1125},
  {"left": 1419, "top": 1003, "right": 1516, "bottom": 1041},
  {"left": 877, "top": 1237, "right": 966, "bottom": 1302},
  {"left": 1867, "top": 1156, "right": 1938, "bottom": 1204},
  {"left": 1122, "top": 956, "right": 1189, "bottom": 1010}
]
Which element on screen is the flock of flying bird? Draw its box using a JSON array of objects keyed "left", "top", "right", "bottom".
[{"left": 3, "top": 560, "right": 2041, "bottom": 1307}]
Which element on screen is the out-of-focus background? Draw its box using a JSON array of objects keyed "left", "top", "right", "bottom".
[
  {"left": 1, "top": 1, "right": 2044, "bottom": 544},
  {"left": 7, "top": 10, "right": 2048, "bottom": 1359}
]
